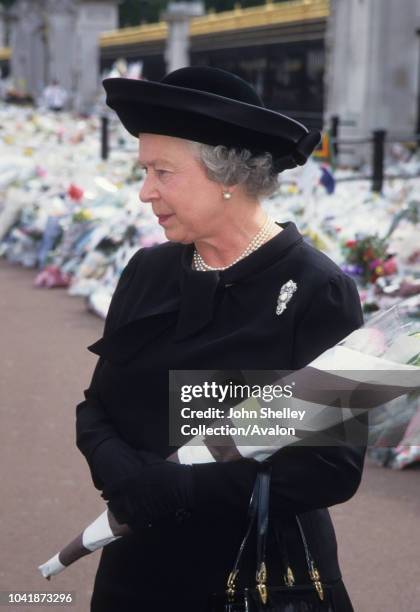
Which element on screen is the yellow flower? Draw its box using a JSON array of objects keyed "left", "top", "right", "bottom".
[{"left": 82, "top": 209, "right": 93, "bottom": 220}]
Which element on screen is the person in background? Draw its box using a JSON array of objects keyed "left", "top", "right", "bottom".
[{"left": 42, "top": 79, "right": 68, "bottom": 112}]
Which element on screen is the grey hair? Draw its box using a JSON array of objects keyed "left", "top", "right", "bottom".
[{"left": 187, "top": 141, "right": 279, "bottom": 199}]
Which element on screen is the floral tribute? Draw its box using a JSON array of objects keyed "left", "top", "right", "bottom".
[{"left": 341, "top": 235, "right": 397, "bottom": 285}]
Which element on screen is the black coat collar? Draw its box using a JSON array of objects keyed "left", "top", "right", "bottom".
[
  {"left": 89, "top": 221, "right": 303, "bottom": 362},
  {"left": 175, "top": 221, "right": 302, "bottom": 341}
]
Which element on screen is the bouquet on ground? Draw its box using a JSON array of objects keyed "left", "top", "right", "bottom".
[
  {"left": 341, "top": 235, "right": 397, "bottom": 285},
  {"left": 38, "top": 304, "right": 419, "bottom": 579}
]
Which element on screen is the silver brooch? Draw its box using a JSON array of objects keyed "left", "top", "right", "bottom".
[{"left": 276, "top": 280, "right": 297, "bottom": 315}]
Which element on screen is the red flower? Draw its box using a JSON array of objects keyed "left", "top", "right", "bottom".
[
  {"left": 363, "top": 247, "right": 374, "bottom": 260},
  {"left": 68, "top": 183, "right": 84, "bottom": 201},
  {"left": 345, "top": 240, "right": 357, "bottom": 248}
]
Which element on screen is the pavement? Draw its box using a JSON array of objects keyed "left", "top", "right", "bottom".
[{"left": 0, "top": 258, "right": 419, "bottom": 612}]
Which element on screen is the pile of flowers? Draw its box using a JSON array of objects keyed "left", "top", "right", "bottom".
[
  {"left": 1, "top": 105, "right": 418, "bottom": 321},
  {"left": 0, "top": 105, "right": 418, "bottom": 481}
]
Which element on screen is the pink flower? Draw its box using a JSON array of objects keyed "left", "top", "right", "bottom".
[
  {"left": 369, "top": 258, "right": 382, "bottom": 270},
  {"left": 36, "top": 166, "right": 47, "bottom": 177},
  {"left": 383, "top": 257, "right": 397, "bottom": 276}
]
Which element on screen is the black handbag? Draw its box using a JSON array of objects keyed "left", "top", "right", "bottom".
[{"left": 210, "top": 463, "right": 336, "bottom": 612}]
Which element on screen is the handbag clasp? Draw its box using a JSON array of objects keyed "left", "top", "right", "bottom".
[
  {"left": 284, "top": 566, "right": 295, "bottom": 587},
  {"left": 226, "top": 569, "right": 239, "bottom": 601},
  {"left": 256, "top": 561, "right": 268, "bottom": 605},
  {"left": 309, "top": 562, "right": 324, "bottom": 601}
]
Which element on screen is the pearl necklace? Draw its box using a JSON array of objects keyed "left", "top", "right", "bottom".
[{"left": 193, "top": 217, "right": 277, "bottom": 272}]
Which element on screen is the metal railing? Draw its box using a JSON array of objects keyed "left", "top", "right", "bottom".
[
  {"left": 99, "top": 113, "right": 420, "bottom": 194},
  {"left": 330, "top": 115, "right": 420, "bottom": 192}
]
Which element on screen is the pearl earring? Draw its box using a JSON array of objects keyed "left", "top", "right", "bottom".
[{"left": 223, "top": 190, "right": 232, "bottom": 200}]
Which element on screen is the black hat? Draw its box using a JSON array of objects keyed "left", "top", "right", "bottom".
[{"left": 103, "top": 66, "right": 321, "bottom": 172}]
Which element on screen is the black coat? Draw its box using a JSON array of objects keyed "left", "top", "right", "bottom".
[{"left": 76, "top": 221, "right": 366, "bottom": 611}]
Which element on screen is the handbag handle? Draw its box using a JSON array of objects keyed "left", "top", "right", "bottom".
[
  {"left": 226, "top": 466, "right": 261, "bottom": 600},
  {"left": 255, "top": 463, "right": 271, "bottom": 605},
  {"left": 225, "top": 462, "right": 325, "bottom": 604}
]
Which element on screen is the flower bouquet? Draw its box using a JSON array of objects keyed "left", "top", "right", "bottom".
[
  {"left": 38, "top": 304, "right": 419, "bottom": 579},
  {"left": 341, "top": 235, "right": 397, "bottom": 285}
]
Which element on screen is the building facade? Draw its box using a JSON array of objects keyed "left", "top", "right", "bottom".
[
  {"left": 4, "top": 0, "right": 119, "bottom": 113},
  {"left": 1, "top": 0, "right": 419, "bottom": 165}
]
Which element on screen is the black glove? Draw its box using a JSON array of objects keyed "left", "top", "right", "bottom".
[{"left": 101, "top": 461, "right": 194, "bottom": 530}]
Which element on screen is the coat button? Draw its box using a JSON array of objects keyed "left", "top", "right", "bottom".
[{"left": 175, "top": 508, "right": 192, "bottom": 523}]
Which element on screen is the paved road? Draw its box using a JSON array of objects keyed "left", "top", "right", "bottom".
[{"left": 0, "top": 259, "right": 419, "bottom": 612}]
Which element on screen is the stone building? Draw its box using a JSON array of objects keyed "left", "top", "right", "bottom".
[
  {"left": 324, "top": 0, "right": 420, "bottom": 164},
  {"left": 6, "top": 0, "right": 119, "bottom": 113},
  {"left": 1, "top": 0, "right": 420, "bottom": 166}
]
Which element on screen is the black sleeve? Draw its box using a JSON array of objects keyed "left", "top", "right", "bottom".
[
  {"left": 75, "top": 249, "right": 151, "bottom": 490},
  {"left": 291, "top": 273, "right": 364, "bottom": 370},
  {"left": 191, "top": 273, "right": 366, "bottom": 518}
]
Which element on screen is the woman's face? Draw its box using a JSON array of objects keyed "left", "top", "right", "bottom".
[{"left": 138, "top": 133, "right": 227, "bottom": 244}]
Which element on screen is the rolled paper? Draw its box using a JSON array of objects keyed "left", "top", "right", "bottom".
[
  {"left": 173, "top": 441, "right": 216, "bottom": 464},
  {"left": 38, "top": 510, "right": 131, "bottom": 579},
  {"left": 38, "top": 554, "right": 66, "bottom": 580},
  {"left": 82, "top": 509, "right": 123, "bottom": 552}
]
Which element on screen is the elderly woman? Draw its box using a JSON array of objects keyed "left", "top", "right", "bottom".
[{"left": 76, "top": 67, "right": 365, "bottom": 611}]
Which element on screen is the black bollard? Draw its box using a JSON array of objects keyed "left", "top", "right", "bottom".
[
  {"left": 331, "top": 115, "right": 339, "bottom": 159},
  {"left": 372, "top": 129, "right": 386, "bottom": 193},
  {"left": 101, "top": 115, "right": 109, "bottom": 160}
]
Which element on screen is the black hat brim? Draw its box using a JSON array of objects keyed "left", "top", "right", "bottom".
[{"left": 103, "top": 77, "right": 321, "bottom": 171}]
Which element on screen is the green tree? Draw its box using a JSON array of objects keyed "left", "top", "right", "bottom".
[
  {"left": 0, "top": 0, "right": 282, "bottom": 27},
  {"left": 119, "top": 0, "right": 168, "bottom": 26},
  {"left": 119, "top": 0, "right": 274, "bottom": 27}
]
